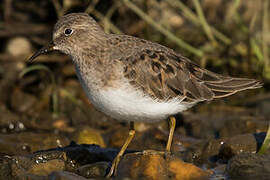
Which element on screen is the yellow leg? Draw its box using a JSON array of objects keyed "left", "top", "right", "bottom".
[
  {"left": 166, "top": 116, "right": 176, "bottom": 152},
  {"left": 106, "top": 122, "right": 135, "bottom": 177}
]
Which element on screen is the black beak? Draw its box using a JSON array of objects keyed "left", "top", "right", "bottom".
[{"left": 28, "top": 42, "right": 55, "bottom": 63}]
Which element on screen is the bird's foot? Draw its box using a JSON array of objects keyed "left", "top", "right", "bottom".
[{"left": 105, "top": 155, "right": 121, "bottom": 178}]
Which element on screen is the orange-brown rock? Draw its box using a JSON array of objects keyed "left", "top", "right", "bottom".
[{"left": 117, "top": 150, "right": 211, "bottom": 180}]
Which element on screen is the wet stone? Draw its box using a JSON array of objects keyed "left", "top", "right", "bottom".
[
  {"left": 0, "top": 132, "right": 69, "bottom": 155},
  {"left": 0, "top": 143, "right": 121, "bottom": 179},
  {"left": 0, "top": 156, "right": 13, "bottom": 180},
  {"left": 73, "top": 127, "right": 106, "bottom": 148},
  {"left": 226, "top": 153, "right": 270, "bottom": 180},
  {"left": 0, "top": 103, "right": 21, "bottom": 133},
  {"left": 179, "top": 139, "right": 218, "bottom": 166},
  {"left": 201, "top": 139, "right": 224, "bottom": 162},
  {"left": 76, "top": 162, "right": 109, "bottom": 178},
  {"left": 218, "top": 134, "right": 257, "bottom": 162},
  {"left": 9, "top": 151, "right": 66, "bottom": 178},
  {"left": 49, "top": 171, "right": 89, "bottom": 180},
  {"left": 210, "top": 164, "right": 227, "bottom": 180},
  {"left": 63, "top": 143, "right": 120, "bottom": 172},
  {"left": 116, "top": 150, "right": 211, "bottom": 180},
  {"left": 29, "top": 159, "right": 65, "bottom": 176},
  {"left": 218, "top": 116, "right": 267, "bottom": 138}
]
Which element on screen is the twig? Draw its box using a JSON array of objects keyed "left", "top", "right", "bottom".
[
  {"left": 225, "top": 0, "right": 241, "bottom": 23},
  {"left": 262, "top": 0, "right": 269, "bottom": 67},
  {"left": 85, "top": 0, "right": 99, "bottom": 14},
  {"left": 192, "top": 0, "right": 217, "bottom": 46},
  {"left": 91, "top": 9, "right": 122, "bottom": 34},
  {"left": 104, "top": 2, "right": 119, "bottom": 33},
  {"left": 121, "top": 0, "right": 203, "bottom": 57},
  {"left": 250, "top": 38, "right": 264, "bottom": 62},
  {"left": 85, "top": 0, "right": 122, "bottom": 34}
]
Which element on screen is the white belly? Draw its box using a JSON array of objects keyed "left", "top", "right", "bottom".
[
  {"left": 74, "top": 63, "right": 194, "bottom": 122},
  {"left": 83, "top": 83, "right": 194, "bottom": 123}
]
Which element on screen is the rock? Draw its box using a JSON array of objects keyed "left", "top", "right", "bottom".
[
  {"left": 210, "top": 164, "right": 227, "bottom": 180},
  {"left": 181, "top": 132, "right": 267, "bottom": 168},
  {"left": 219, "top": 116, "right": 267, "bottom": 138},
  {"left": 0, "top": 132, "right": 69, "bottom": 155},
  {"left": 226, "top": 153, "right": 270, "bottom": 180},
  {"left": 0, "top": 156, "right": 13, "bottom": 180},
  {"left": 116, "top": 150, "right": 211, "bottom": 180},
  {"left": 10, "top": 151, "right": 67, "bottom": 178},
  {"left": 168, "top": 156, "right": 211, "bottom": 180},
  {"left": 76, "top": 162, "right": 109, "bottom": 178},
  {"left": 73, "top": 127, "right": 106, "bottom": 148},
  {"left": 108, "top": 125, "right": 165, "bottom": 152},
  {"left": 0, "top": 143, "right": 119, "bottom": 179},
  {"left": 189, "top": 133, "right": 260, "bottom": 165},
  {"left": 201, "top": 139, "right": 224, "bottom": 162},
  {"left": 180, "top": 138, "right": 222, "bottom": 165},
  {"left": 218, "top": 134, "right": 257, "bottom": 161},
  {"left": 28, "top": 159, "right": 65, "bottom": 176},
  {"left": 6, "top": 37, "right": 32, "bottom": 57},
  {"left": 0, "top": 103, "right": 22, "bottom": 133},
  {"left": 49, "top": 171, "right": 89, "bottom": 180}
]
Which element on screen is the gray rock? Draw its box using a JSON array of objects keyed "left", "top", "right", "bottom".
[{"left": 226, "top": 153, "right": 270, "bottom": 180}]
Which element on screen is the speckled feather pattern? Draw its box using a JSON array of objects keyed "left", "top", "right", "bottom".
[{"left": 51, "top": 13, "right": 262, "bottom": 122}]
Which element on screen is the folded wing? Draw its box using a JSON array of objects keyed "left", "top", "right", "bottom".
[{"left": 120, "top": 46, "right": 262, "bottom": 104}]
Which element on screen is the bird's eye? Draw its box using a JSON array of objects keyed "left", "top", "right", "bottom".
[{"left": 64, "top": 28, "right": 73, "bottom": 36}]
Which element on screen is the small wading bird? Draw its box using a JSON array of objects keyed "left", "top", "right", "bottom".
[{"left": 28, "top": 13, "right": 262, "bottom": 177}]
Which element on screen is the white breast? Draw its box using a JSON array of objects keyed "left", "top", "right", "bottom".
[
  {"left": 85, "top": 84, "right": 194, "bottom": 123},
  {"left": 74, "top": 63, "right": 194, "bottom": 123}
]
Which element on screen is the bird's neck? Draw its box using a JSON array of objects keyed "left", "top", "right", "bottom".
[{"left": 71, "top": 46, "right": 122, "bottom": 90}]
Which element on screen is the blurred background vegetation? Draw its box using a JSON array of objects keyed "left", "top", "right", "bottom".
[{"left": 1, "top": 0, "right": 269, "bottom": 83}]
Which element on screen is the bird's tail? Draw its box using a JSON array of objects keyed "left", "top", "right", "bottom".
[{"left": 203, "top": 76, "right": 262, "bottom": 99}]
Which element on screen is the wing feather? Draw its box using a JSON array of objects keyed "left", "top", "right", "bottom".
[{"left": 114, "top": 36, "right": 262, "bottom": 103}]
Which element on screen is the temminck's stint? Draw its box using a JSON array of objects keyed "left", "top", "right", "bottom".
[{"left": 28, "top": 13, "right": 262, "bottom": 177}]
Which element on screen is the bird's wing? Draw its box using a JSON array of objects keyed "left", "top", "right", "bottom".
[{"left": 120, "top": 48, "right": 262, "bottom": 103}]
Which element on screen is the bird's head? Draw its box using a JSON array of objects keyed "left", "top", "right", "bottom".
[{"left": 28, "top": 13, "right": 106, "bottom": 62}]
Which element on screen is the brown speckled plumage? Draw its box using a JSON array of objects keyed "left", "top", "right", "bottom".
[
  {"left": 51, "top": 13, "right": 261, "bottom": 104},
  {"left": 118, "top": 44, "right": 262, "bottom": 103},
  {"left": 38, "top": 12, "right": 262, "bottom": 105}
]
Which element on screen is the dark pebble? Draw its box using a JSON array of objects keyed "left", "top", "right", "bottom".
[{"left": 226, "top": 153, "right": 270, "bottom": 180}]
